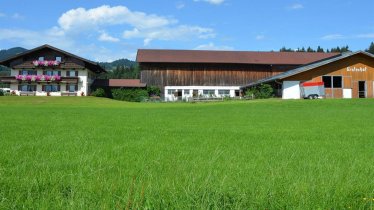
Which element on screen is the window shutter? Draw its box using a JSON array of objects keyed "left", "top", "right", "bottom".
[
  {"left": 42, "top": 85, "right": 45, "bottom": 91},
  {"left": 75, "top": 85, "right": 78, "bottom": 91},
  {"left": 57, "top": 85, "right": 60, "bottom": 91},
  {"left": 18, "top": 85, "right": 21, "bottom": 91},
  {"left": 43, "top": 71, "right": 46, "bottom": 75},
  {"left": 58, "top": 71, "right": 61, "bottom": 76},
  {"left": 19, "top": 70, "right": 21, "bottom": 75},
  {"left": 66, "top": 71, "right": 70, "bottom": 77},
  {"left": 75, "top": 71, "right": 78, "bottom": 77},
  {"left": 66, "top": 84, "right": 69, "bottom": 91}
]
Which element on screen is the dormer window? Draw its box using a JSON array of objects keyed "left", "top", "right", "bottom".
[
  {"left": 55, "top": 56, "right": 62, "bottom": 62},
  {"left": 38, "top": 57, "right": 44, "bottom": 61}
]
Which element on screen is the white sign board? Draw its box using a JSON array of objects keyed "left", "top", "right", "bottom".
[
  {"left": 343, "top": 89, "right": 352, "bottom": 99},
  {"left": 347, "top": 67, "right": 367, "bottom": 72}
]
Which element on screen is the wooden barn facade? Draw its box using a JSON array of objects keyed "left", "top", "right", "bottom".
[
  {"left": 137, "top": 49, "right": 338, "bottom": 100},
  {"left": 247, "top": 51, "right": 374, "bottom": 99}
]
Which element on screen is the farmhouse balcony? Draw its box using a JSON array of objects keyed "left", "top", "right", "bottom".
[{"left": 0, "top": 76, "right": 79, "bottom": 84}]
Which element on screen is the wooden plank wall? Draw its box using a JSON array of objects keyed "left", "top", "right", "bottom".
[
  {"left": 286, "top": 54, "right": 374, "bottom": 98},
  {"left": 140, "top": 63, "right": 299, "bottom": 87}
]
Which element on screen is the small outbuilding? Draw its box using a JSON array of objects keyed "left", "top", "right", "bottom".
[{"left": 243, "top": 51, "right": 374, "bottom": 99}]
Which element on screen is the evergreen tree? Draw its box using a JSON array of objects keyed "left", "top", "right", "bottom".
[
  {"left": 316, "top": 46, "right": 324, "bottom": 52},
  {"left": 307, "top": 47, "right": 315, "bottom": 52},
  {"left": 366, "top": 42, "right": 374, "bottom": 54}
]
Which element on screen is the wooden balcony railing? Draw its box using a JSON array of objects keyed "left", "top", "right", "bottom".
[{"left": 0, "top": 76, "right": 79, "bottom": 83}]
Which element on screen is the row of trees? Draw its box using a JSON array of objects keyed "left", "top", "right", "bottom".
[
  {"left": 280, "top": 43, "right": 374, "bottom": 53},
  {"left": 280, "top": 45, "right": 350, "bottom": 53},
  {"left": 98, "top": 65, "right": 141, "bottom": 79}
]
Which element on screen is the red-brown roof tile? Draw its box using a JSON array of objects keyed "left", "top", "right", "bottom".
[
  {"left": 92, "top": 79, "right": 146, "bottom": 87},
  {"left": 136, "top": 49, "right": 340, "bottom": 65}
]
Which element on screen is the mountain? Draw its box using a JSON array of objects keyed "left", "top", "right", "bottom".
[
  {"left": 99, "top": 58, "right": 137, "bottom": 71},
  {"left": 0, "top": 47, "right": 28, "bottom": 61}
]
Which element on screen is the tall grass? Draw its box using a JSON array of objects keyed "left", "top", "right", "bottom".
[{"left": 0, "top": 97, "right": 373, "bottom": 209}]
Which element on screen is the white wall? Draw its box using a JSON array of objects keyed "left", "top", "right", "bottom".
[
  {"left": 9, "top": 68, "right": 92, "bottom": 96},
  {"left": 164, "top": 86, "right": 240, "bottom": 101},
  {"left": 282, "top": 81, "right": 301, "bottom": 99}
]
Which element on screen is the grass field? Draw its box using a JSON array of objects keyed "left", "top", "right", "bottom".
[{"left": 0, "top": 97, "right": 373, "bottom": 209}]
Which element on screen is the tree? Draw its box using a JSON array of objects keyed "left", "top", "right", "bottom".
[
  {"left": 366, "top": 42, "right": 374, "bottom": 54},
  {"left": 316, "top": 46, "right": 324, "bottom": 52},
  {"left": 307, "top": 47, "right": 315, "bottom": 52},
  {"left": 280, "top": 47, "right": 293, "bottom": 52}
]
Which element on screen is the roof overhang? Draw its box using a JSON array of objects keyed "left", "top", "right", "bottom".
[
  {"left": 241, "top": 51, "right": 374, "bottom": 88},
  {"left": 0, "top": 44, "right": 106, "bottom": 73}
]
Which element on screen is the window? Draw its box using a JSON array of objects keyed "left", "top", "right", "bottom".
[
  {"left": 55, "top": 56, "right": 62, "bottom": 62},
  {"left": 167, "top": 89, "right": 176, "bottom": 95},
  {"left": 66, "top": 70, "right": 78, "bottom": 77},
  {"left": 43, "top": 85, "right": 60, "bottom": 92},
  {"left": 203, "top": 90, "right": 215, "bottom": 95},
  {"left": 322, "top": 76, "right": 332, "bottom": 88},
  {"left": 333, "top": 76, "right": 342, "bottom": 88},
  {"left": 67, "top": 84, "right": 77, "bottom": 92},
  {"left": 38, "top": 57, "right": 44, "bottom": 61},
  {"left": 18, "top": 85, "right": 36, "bottom": 91},
  {"left": 322, "top": 76, "right": 342, "bottom": 88},
  {"left": 44, "top": 70, "right": 60, "bottom": 76},
  {"left": 218, "top": 90, "right": 230, "bottom": 96},
  {"left": 20, "top": 70, "right": 27, "bottom": 75},
  {"left": 184, "top": 90, "right": 190, "bottom": 95}
]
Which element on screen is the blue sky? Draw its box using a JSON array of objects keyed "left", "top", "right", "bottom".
[{"left": 0, "top": 0, "right": 373, "bottom": 61}]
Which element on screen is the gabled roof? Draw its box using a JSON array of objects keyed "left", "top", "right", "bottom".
[
  {"left": 137, "top": 49, "right": 339, "bottom": 65},
  {"left": 243, "top": 51, "right": 374, "bottom": 88},
  {"left": 0, "top": 44, "right": 106, "bottom": 73}
]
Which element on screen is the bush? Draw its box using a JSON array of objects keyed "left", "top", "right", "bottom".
[
  {"left": 245, "top": 84, "right": 274, "bottom": 99},
  {"left": 111, "top": 89, "right": 149, "bottom": 102},
  {"left": 147, "top": 86, "right": 161, "bottom": 97},
  {"left": 0, "top": 89, "right": 4, "bottom": 96},
  {"left": 91, "top": 88, "right": 106, "bottom": 97}
]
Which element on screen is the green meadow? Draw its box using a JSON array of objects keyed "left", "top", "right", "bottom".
[{"left": 0, "top": 97, "right": 373, "bottom": 209}]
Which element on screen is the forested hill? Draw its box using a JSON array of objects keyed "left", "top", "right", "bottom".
[
  {"left": 0, "top": 47, "right": 28, "bottom": 61},
  {"left": 99, "top": 59, "right": 137, "bottom": 71}
]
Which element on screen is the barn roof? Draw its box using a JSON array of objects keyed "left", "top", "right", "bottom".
[
  {"left": 0, "top": 44, "right": 106, "bottom": 73},
  {"left": 92, "top": 79, "right": 146, "bottom": 88},
  {"left": 243, "top": 51, "right": 374, "bottom": 88},
  {"left": 136, "top": 49, "right": 340, "bottom": 65}
]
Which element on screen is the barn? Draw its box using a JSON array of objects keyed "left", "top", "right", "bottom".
[
  {"left": 136, "top": 49, "right": 338, "bottom": 100},
  {"left": 245, "top": 51, "right": 374, "bottom": 99}
]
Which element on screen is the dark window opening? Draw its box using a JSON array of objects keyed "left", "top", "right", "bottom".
[
  {"left": 333, "top": 76, "right": 342, "bottom": 88},
  {"left": 322, "top": 76, "right": 332, "bottom": 88}
]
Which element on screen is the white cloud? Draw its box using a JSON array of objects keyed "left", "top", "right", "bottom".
[
  {"left": 123, "top": 25, "right": 215, "bottom": 46},
  {"left": 287, "top": 3, "right": 304, "bottom": 10},
  {"left": 0, "top": 28, "right": 74, "bottom": 49},
  {"left": 194, "top": 0, "right": 225, "bottom": 5},
  {"left": 194, "top": 42, "right": 233, "bottom": 50},
  {"left": 356, "top": 33, "right": 374, "bottom": 38},
  {"left": 58, "top": 5, "right": 176, "bottom": 31},
  {"left": 321, "top": 34, "right": 346, "bottom": 40},
  {"left": 255, "top": 35, "right": 265, "bottom": 40},
  {"left": 98, "top": 32, "right": 120, "bottom": 42},
  {"left": 12, "top": 13, "right": 24, "bottom": 20},
  {"left": 0, "top": 12, "right": 5, "bottom": 17},
  {"left": 176, "top": 2, "right": 186, "bottom": 9}
]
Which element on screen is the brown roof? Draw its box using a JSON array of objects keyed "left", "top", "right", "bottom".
[
  {"left": 0, "top": 44, "right": 106, "bottom": 73},
  {"left": 92, "top": 79, "right": 146, "bottom": 88},
  {"left": 136, "top": 49, "right": 340, "bottom": 65}
]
